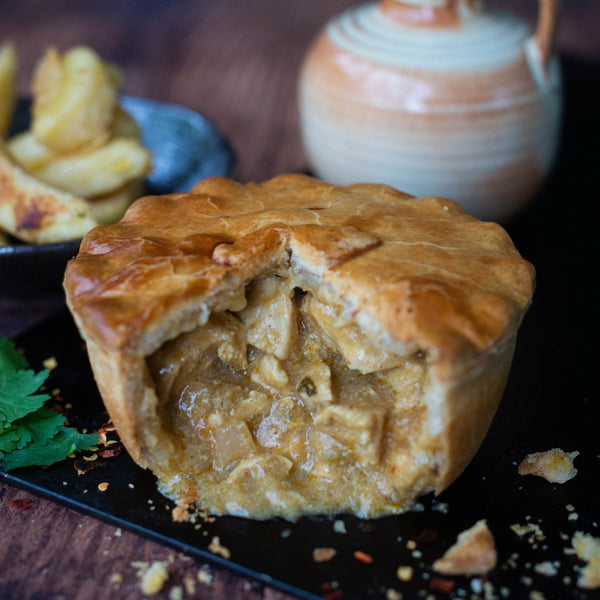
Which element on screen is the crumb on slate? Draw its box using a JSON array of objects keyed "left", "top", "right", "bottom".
[
  {"left": 432, "top": 520, "right": 497, "bottom": 576},
  {"left": 518, "top": 448, "right": 579, "bottom": 484}
]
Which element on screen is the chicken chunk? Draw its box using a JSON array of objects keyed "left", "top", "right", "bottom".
[
  {"left": 238, "top": 276, "right": 297, "bottom": 359},
  {"left": 212, "top": 421, "right": 256, "bottom": 469},
  {"left": 303, "top": 296, "right": 402, "bottom": 374}
]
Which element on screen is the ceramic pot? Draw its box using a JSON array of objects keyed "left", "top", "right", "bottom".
[{"left": 298, "top": 0, "right": 562, "bottom": 222}]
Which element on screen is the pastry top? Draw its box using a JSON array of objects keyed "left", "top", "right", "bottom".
[{"left": 64, "top": 174, "right": 534, "bottom": 378}]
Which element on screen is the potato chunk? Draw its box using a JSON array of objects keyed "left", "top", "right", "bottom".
[
  {"left": 314, "top": 405, "right": 386, "bottom": 468},
  {"left": 212, "top": 421, "right": 256, "bottom": 469},
  {"left": 16, "top": 137, "right": 151, "bottom": 198},
  {"left": 0, "top": 42, "right": 17, "bottom": 137},
  {"left": 32, "top": 46, "right": 121, "bottom": 153}
]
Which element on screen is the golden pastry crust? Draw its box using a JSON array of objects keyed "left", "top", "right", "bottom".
[{"left": 64, "top": 174, "right": 535, "bottom": 519}]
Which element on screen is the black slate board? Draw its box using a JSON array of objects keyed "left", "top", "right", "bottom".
[{"left": 2, "top": 57, "right": 600, "bottom": 600}]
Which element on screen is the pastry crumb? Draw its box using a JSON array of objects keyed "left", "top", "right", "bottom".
[
  {"left": 133, "top": 560, "right": 170, "bottom": 595},
  {"left": 313, "top": 547, "right": 337, "bottom": 563},
  {"left": 208, "top": 536, "right": 231, "bottom": 559},
  {"left": 42, "top": 356, "right": 58, "bottom": 370},
  {"left": 432, "top": 520, "right": 497, "bottom": 576},
  {"left": 396, "top": 565, "right": 413, "bottom": 581},
  {"left": 572, "top": 531, "right": 600, "bottom": 589},
  {"left": 197, "top": 565, "right": 213, "bottom": 585},
  {"left": 171, "top": 505, "right": 191, "bottom": 522},
  {"left": 183, "top": 574, "right": 196, "bottom": 594},
  {"left": 518, "top": 448, "right": 578, "bottom": 483},
  {"left": 533, "top": 561, "right": 559, "bottom": 576},
  {"left": 510, "top": 522, "right": 545, "bottom": 542},
  {"left": 333, "top": 519, "right": 347, "bottom": 534}
]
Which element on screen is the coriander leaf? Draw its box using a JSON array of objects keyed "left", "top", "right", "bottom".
[
  {"left": 0, "top": 425, "right": 19, "bottom": 456},
  {"left": 0, "top": 337, "right": 28, "bottom": 372},
  {"left": 11, "top": 406, "right": 66, "bottom": 450},
  {"left": 0, "top": 335, "right": 99, "bottom": 472},
  {"left": 0, "top": 368, "right": 49, "bottom": 427},
  {"left": 0, "top": 428, "right": 99, "bottom": 471}
]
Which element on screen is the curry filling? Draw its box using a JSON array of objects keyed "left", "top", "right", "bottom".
[{"left": 146, "top": 275, "right": 435, "bottom": 519}]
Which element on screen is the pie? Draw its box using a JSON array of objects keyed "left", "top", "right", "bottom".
[{"left": 64, "top": 174, "right": 535, "bottom": 520}]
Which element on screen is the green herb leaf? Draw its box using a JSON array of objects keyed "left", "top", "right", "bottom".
[
  {"left": 11, "top": 406, "right": 66, "bottom": 449},
  {"left": 0, "top": 428, "right": 99, "bottom": 471},
  {"left": 0, "top": 425, "right": 19, "bottom": 454},
  {"left": 1, "top": 337, "right": 50, "bottom": 427},
  {"left": 0, "top": 337, "right": 28, "bottom": 371},
  {"left": 0, "top": 368, "right": 49, "bottom": 427},
  {"left": 0, "top": 336, "right": 99, "bottom": 471}
]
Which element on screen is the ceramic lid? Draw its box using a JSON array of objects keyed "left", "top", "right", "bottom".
[{"left": 326, "top": 1, "right": 537, "bottom": 72}]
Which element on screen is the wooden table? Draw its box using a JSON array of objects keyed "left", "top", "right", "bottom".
[{"left": 1, "top": 2, "right": 599, "bottom": 599}]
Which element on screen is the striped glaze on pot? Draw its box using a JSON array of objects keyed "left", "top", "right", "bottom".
[{"left": 298, "top": 0, "right": 562, "bottom": 222}]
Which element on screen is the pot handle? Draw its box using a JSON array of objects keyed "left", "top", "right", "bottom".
[
  {"left": 526, "top": 0, "right": 560, "bottom": 89},
  {"left": 535, "top": 0, "right": 559, "bottom": 67}
]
